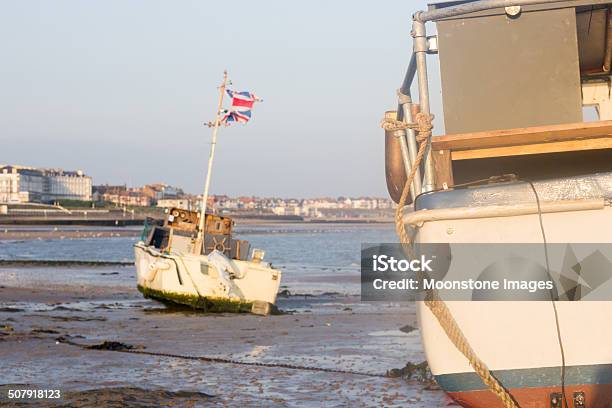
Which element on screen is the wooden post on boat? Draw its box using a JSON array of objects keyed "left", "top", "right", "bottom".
[{"left": 195, "top": 70, "right": 229, "bottom": 254}]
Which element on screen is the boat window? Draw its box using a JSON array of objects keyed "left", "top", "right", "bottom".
[
  {"left": 149, "top": 226, "right": 171, "bottom": 251},
  {"left": 200, "top": 263, "right": 209, "bottom": 275}
]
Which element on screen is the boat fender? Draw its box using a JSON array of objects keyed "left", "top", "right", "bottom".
[{"left": 384, "top": 113, "right": 408, "bottom": 204}]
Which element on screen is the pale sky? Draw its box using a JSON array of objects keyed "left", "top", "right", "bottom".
[{"left": 0, "top": 0, "right": 444, "bottom": 197}]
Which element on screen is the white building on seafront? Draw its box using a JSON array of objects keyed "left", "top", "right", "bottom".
[
  {"left": 156, "top": 198, "right": 192, "bottom": 210},
  {"left": 0, "top": 165, "right": 92, "bottom": 204}
]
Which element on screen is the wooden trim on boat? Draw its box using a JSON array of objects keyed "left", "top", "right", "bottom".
[
  {"left": 432, "top": 120, "right": 612, "bottom": 151},
  {"left": 405, "top": 198, "right": 605, "bottom": 226},
  {"left": 451, "top": 137, "right": 612, "bottom": 160},
  {"left": 430, "top": 121, "right": 612, "bottom": 189},
  {"left": 432, "top": 149, "right": 454, "bottom": 188}
]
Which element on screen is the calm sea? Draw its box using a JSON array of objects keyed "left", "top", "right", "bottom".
[{"left": 0, "top": 223, "right": 398, "bottom": 295}]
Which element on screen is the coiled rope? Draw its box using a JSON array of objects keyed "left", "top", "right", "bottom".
[{"left": 380, "top": 111, "right": 519, "bottom": 408}]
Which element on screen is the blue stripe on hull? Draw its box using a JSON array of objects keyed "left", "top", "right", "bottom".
[{"left": 436, "top": 364, "right": 612, "bottom": 393}]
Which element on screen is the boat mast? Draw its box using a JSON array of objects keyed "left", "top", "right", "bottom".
[{"left": 196, "top": 70, "right": 228, "bottom": 254}]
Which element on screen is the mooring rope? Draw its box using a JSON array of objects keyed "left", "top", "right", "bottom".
[
  {"left": 55, "top": 336, "right": 387, "bottom": 378},
  {"left": 381, "top": 111, "right": 519, "bottom": 408}
]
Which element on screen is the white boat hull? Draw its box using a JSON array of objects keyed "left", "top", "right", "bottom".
[
  {"left": 134, "top": 242, "right": 281, "bottom": 311},
  {"left": 414, "top": 205, "right": 612, "bottom": 406}
]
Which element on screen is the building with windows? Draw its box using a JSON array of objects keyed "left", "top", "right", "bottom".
[
  {"left": 93, "top": 185, "right": 151, "bottom": 207},
  {"left": 156, "top": 198, "right": 192, "bottom": 210},
  {"left": 142, "top": 183, "right": 184, "bottom": 204},
  {"left": 0, "top": 165, "right": 92, "bottom": 204}
]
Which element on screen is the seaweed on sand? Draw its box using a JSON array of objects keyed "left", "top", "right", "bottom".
[
  {"left": 386, "top": 361, "right": 435, "bottom": 384},
  {"left": 86, "top": 341, "right": 144, "bottom": 351},
  {"left": 137, "top": 285, "right": 253, "bottom": 313}
]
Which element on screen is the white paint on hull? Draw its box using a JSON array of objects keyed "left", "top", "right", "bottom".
[
  {"left": 134, "top": 243, "right": 281, "bottom": 305},
  {"left": 415, "top": 206, "right": 612, "bottom": 377}
]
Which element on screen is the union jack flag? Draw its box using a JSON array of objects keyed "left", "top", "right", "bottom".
[
  {"left": 221, "top": 89, "right": 261, "bottom": 125},
  {"left": 221, "top": 109, "right": 252, "bottom": 124}
]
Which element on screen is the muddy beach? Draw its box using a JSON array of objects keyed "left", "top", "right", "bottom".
[
  {"left": 0, "top": 224, "right": 451, "bottom": 406},
  {"left": 0, "top": 281, "right": 450, "bottom": 407}
]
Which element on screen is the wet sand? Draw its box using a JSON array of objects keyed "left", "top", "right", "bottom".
[
  {"left": 0, "top": 284, "right": 451, "bottom": 407},
  {"left": 0, "top": 228, "right": 140, "bottom": 241}
]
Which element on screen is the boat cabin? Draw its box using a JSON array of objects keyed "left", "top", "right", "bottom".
[
  {"left": 385, "top": 1, "right": 612, "bottom": 203},
  {"left": 145, "top": 208, "right": 251, "bottom": 261},
  {"left": 428, "top": 0, "right": 612, "bottom": 189}
]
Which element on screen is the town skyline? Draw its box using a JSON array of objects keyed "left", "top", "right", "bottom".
[
  {"left": 1, "top": 163, "right": 394, "bottom": 216},
  {"left": 95, "top": 184, "right": 394, "bottom": 219},
  {"left": 1, "top": 162, "right": 395, "bottom": 201}
]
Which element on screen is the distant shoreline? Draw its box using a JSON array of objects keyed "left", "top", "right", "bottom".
[
  {"left": 0, "top": 215, "right": 393, "bottom": 226},
  {"left": 235, "top": 217, "right": 393, "bottom": 225},
  {"left": 0, "top": 228, "right": 141, "bottom": 241},
  {"left": 0, "top": 217, "right": 392, "bottom": 241}
]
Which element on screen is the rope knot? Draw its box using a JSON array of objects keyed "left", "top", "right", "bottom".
[
  {"left": 380, "top": 112, "right": 434, "bottom": 139},
  {"left": 414, "top": 112, "right": 434, "bottom": 142},
  {"left": 380, "top": 117, "right": 408, "bottom": 132}
]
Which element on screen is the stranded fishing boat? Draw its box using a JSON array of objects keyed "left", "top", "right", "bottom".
[
  {"left": 134, "top": 209, "right": 281, "bottom": 314},
  {"left": 383, "top": 1, "right": 612, "bottom": 407},
  {"left": 134, "top": 72, "right": 281, "bottom": 315}
]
